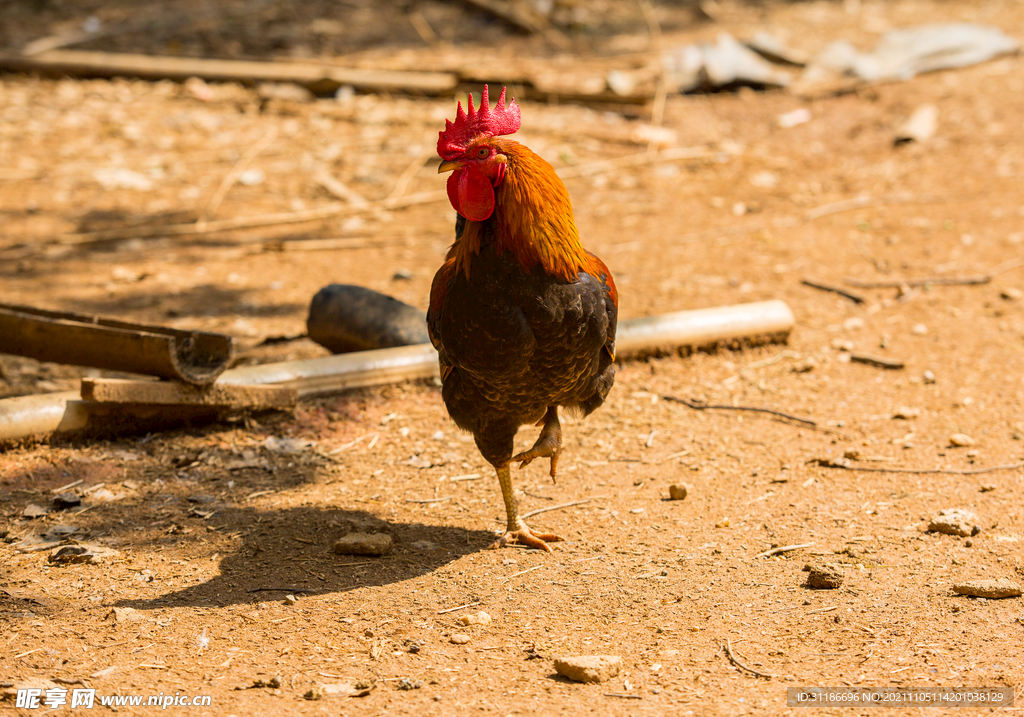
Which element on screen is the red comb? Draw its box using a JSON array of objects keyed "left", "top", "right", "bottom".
[{"left": 437, "top": 85, "right": 521, "bottom": 160}]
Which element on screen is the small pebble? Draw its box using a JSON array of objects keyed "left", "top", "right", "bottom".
[
  {"left": 922, "top": 370, "right": 936, "bottom": 384},
  {"left": 928, "top": 509, "right": 978, "bottom": 537},
  {"left": 715, "top": 518, "right": 730, "bottom": 528},
  {"left": 333, "top": 532, "right": 392, "bottom": 556},
  {"left": 965, "top": 539, "right": 973, "bottom": 548},
  {"left": 450, "top": 634, "right": 471, "bottom": 645},
  {"left": 891, "top": 407, "right": 921, "bottom": 419},
  {"left": 553, "top": 655, "right": 622, "bottom": 684},
  {"left": 668, "top": 484, "right": 688, "bottom": 500},
  {"left": 52, "top": 492, "right": 82, "bottom": 509},
  {"left": 303, "top": 687, "right": 323, "bottom": 701},
  {"left": 457, "top": 611, "right": 491, "bottom": 626},
  {"left": 911, "top": 323, "right": 928, "bottom": 335},
  {"left": 22, "top": 503, "right": 48, "bottom": 518},
  {"left": 804, "top": 563, "right": 844, "bottom": 589},
  {"left": 980, "top": 484, "right": 997, "bottom": 493},
  {"left": 952, "top": 578, "right": 1022, "bottom": 599},
  {"left": 395, "top": 677, "right": 422, "bottom": 690},
  {"left": 949, "top": 433, "right": 975, "bottom": 447},
  {"left": 1000, "top": 287, "right": 1022, "bottom": 301},
  {"left": 284, "top": 594, "right": 298, "bottom": 606}
]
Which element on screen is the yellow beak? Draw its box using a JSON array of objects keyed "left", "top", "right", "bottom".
[{"left": 437, "top": 160, "right": 460, "bottom": 174}]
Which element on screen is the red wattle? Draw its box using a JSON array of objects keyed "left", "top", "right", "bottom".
[{"left": 447, "top": 167, "right": 495, "bottom": 222}]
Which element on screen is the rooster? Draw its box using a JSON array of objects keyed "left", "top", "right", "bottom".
[{"left": 427, "top": 86, "right": 618, "bottom": 551}]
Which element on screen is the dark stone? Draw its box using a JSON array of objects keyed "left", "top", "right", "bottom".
[{"left": 307, "top": 284, "right": 430, "bottom": 354}]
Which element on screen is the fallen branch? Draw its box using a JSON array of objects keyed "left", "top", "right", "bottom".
[
  {"left": 724, "top": 639, "right": 775, "bottom": 679},
  {"left": 404, "top": 496, "right": 453, "bottom": 504},
  {"left": 520, "top": 499, "right": 592, "bottom": 520},
  {"left": 753, "top": 543, "right": 814, "bottom": 559},
  {"left": 661, "top": 395, "right": 817, "bottom": 428},
  {"left": 801, "top": 277, "right": 865, "bottom": 304},
  {"left": 809, "top": 458, "right": 1024, "bottom": 475}
]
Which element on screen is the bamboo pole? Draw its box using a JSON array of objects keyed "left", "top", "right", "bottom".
[{"left": 0, "top": 301, "right": 794, "bottom": 443}]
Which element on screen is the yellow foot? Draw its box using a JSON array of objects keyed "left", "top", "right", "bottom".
[
  {"left": 512, "top": 407, "right": 562, "bottom": 478},
  {"left": 488, "top": 525, "right": 563, "bottom": 552}
]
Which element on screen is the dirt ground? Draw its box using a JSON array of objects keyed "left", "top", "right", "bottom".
[{"left": 2, "top": 1, "right": 1024, "bottom": 714}]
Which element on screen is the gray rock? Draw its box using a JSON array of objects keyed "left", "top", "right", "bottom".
[
  {"left": 333, "top": 532, "right": 392, "bottom": 556},
  {"left": 553, "top": 655, "right": 622, "bottom": 683},
  {"left": 929, "top": 509, "right": 978, "bottom": 537},
  {"left": 953, "top": 578, "right": 1022, "bottom": 599}
]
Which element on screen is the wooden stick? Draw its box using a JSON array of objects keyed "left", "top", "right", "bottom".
[
  {"left": 849, "top": 353, "right": 904, "bottom": 370},
  {"left": 801, "top": 277, "right": 866, "bottom": 304},
  {"left": 0, "top": 50, "right": 457, "bottom": 94},
  {"left": 753, "top": 543, "right": 813, "bottom": 559},
  {"left": 81, "top": 378, "right": 297, "bottom": 409},
  {"left": 724, "top": 639, "right": 775, "bottom": 679}
]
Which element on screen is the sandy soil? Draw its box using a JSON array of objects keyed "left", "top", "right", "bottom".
[{"left": 2, "top": 1, "right": 1023, "bottom": 715}]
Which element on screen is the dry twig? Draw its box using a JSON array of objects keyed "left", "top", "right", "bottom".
[
  {"left": 724, "top": 638, "right": 775, "bottom": 679},
  {"left": 844, "top": 275, "right": 990, "bottom": 289},
  {"left": 753, "top": 543, "right": 813, "bottom": 559},
  {"left": 438, "top": 601, "right": 480, "bottom": 615},
  {"left": 801, "top": 277, "right": 866, "bottom": 304},
  {"left": 197, "top": 126, "right": 278, "bottom": 228},
  {"left": 661, "top": 395, "right": 817, "bottom": 427},
  {"left": 849, "top": 353, "right": 904, "bottom": 370},
  {"left": 810, "top": 458, "right": 1024, "bottom": 476},
  {"left": 520, "top": 499, "right": 592, "bottom": 520}
]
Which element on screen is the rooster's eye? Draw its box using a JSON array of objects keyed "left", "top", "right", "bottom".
[{"left": 476, "top": 147, "right": 489, "bottom": 158}]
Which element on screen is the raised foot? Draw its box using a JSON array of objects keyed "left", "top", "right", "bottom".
[
  {"left": 488, "top": 525, "right": 563, "bottom": 552},
  {"left": 512, "top": 407, "right": 562, "bottom": 478}
]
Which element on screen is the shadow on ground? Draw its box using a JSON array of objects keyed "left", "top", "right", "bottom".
[{"left": 114, "top": 505, "right": 492, "bottom": 610}]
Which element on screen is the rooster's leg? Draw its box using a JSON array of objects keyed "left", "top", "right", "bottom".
[
  {"left": 511, "top": 406, "right": 562, "bottom": 479},
  {"left": 489, "top": 462, "right": 563, "bottom": 552}
]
